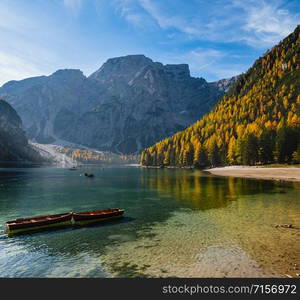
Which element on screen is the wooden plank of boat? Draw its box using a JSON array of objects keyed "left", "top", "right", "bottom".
[
  {"left": 5, "top": 212, "right": 73, "bottom": 235},
  {"left": 72, "top": 208, "right": 124, "bottom": 225}
]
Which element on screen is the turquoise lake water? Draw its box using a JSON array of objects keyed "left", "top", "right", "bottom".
[{"left": 0, "top": 166, "right": 299, "bottom": 277}]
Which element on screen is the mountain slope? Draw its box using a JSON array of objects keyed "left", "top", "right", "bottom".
[
  {"left": 0, "top": 69, "right": 102, "bottom": 144},
  {"left": 141, "top": 25, "right": 300, "bottom": 167},
  {"left": 0, "top": 55, "right": 234, "bottom": 154},
  {"left": 0, "top": 99, "right": 42, "bottom": 161}
]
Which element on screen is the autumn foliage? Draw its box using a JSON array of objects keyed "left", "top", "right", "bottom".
[{"left": 141, "top": 26, "right": 300, "bottom": 167}]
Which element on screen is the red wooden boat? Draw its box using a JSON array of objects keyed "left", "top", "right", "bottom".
[
  {"left": 5, "top": 208, "right": 125, "bottom": 235},
  {"left": 72, "top": 208, "right": 124, "bottom": 225},
  {"left": 5, "top": 212, "right": 73, "bottom": 235}
]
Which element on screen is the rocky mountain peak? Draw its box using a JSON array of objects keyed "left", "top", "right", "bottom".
[
  {"left": 89, "top": 55, "right": 194, "bottom": 88},
  {"left": 50, "top": 69, "right": 86, "bottom": 82},
  {"left": 51, "top": 69, "right": 84, "bottom": 77},
  {"left": 164, "top": 64, "right": 190, "bottom": 80},
  {"left": 209, "top": 76, "right": 239, "bottom": 93},
  {"left": 89, "top": 54, "right": 156, "bottom": 82}
]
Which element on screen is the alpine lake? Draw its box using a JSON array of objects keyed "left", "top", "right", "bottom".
[{"left": 0, "top": 164, "right": 299, "bottom": 278}]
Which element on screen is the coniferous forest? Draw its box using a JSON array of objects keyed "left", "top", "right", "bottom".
[{"left": 141, "top": 25, "right": 300, "bottom": 168}]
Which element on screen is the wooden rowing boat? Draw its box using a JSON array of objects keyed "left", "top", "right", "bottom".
[
  {"left": 5, "top": 212, "right": 73, "bottom": 235},
  {"left": 72, "top": 208, "right": 124, "bottom": 225},
  {"left": 5, "top": 208, "right": 125, "bottom": 235}
]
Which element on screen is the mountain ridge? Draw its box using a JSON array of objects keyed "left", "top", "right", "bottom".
[{"left": 0, "top": 55, "right": 236, "bottom": 154}]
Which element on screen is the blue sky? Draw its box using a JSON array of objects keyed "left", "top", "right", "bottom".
[{"left": 0, "top": 0, "right": 299, "bottom": 85}]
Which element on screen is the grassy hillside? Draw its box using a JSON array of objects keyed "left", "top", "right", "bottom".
[{"left": 141, "top": 25, "right": 300, "bottom": 167}]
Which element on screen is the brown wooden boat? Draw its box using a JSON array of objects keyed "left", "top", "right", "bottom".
[
  {"left": 5, "top": 208, "right": 125, "bottom": 235},
  {"left": 5, "top": 212, "right": 73, "bottom": 235},
  {"left": 72, "top": 208, "right": 124, "bottom": 225}
]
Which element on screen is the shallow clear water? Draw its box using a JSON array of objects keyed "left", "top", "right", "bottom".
[{"left": 0, "top": 166, "right": 299, "bottom": 277}]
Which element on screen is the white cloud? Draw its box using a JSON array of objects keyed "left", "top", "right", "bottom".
[
  {"left": 112, "top": 0, "right": 155, "bottom": 27},
  {"left": 63, "top": 0, "right": 83, "bottom": 15},
  {"left": 234, "top": 0, "right": 300, "bottom": 47},
  {"left": 116, "top": 0, "right": 300, "bottom": 49},
  {"left": 0, "top": 0, "right": 298, "bottom": 85},
  {"left": 183, "top": 49, "right": 225, "bottom": 71},
  {"left": 132, "top": 0, "right": 206, "bottom": 37}
]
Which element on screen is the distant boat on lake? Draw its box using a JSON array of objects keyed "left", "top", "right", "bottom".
[
  {"left": 84, "top": 173, "right": 94, "bottom": 177},
  {"left": 69, "top": 167, "right": 78, "bottom": 171}
]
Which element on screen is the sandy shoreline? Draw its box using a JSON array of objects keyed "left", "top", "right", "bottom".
[{"left": 206, "top": 166, "right": 300, "bottom": 182}]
